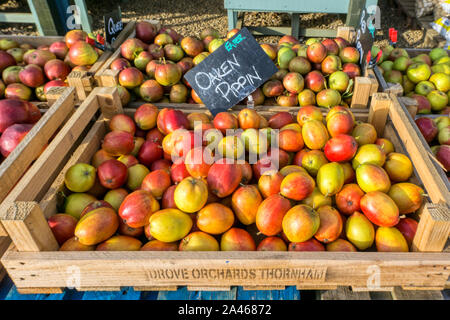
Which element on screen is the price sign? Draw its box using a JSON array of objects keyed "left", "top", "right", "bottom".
[
  {"left": 104, "top": 6, "right": 123, "bottom": 46},
  {"left": 184, "top": 28, "right": 278, "bottom": 116}
]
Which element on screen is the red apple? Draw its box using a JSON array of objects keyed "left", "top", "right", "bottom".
[
  {"left": 44, "top": 59, "right": 71, "bottom": 81},
  {"left": 97, "top": 159, "right": 128, "bottom": 189},
  {"left": 0, "top": 123, "right": 33, "bottom": 157}
]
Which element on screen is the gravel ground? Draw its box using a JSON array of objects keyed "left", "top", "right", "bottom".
[{"left": 0, "top": 0, "right": 439, "bottom": 48}]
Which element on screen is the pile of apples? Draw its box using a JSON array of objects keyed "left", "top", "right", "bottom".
[
  {"left": 112, "top": 21, "right": 361, "bottom": 107},
  {"left": 0, "top": 30, "right": 101, "bottom": 160},
  {"left": 372, "top": 45, "right": 450, "bottom": 114},
  {"left": 49, "top": 104, "right": 423, "bottom": 253},
  {"left": 415, "top": 116, "right": 450, "bottom": 175}
]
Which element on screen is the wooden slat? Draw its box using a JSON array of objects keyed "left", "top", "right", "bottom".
[
  {"left": 187, "top": 286, "right": 231, "bottom": 291},
  {"left": 16, "top": 287, "right": 63, "bottom": 295},
  {"left": 320, "top": 286, "right": 371, "bottom": 300},
  {"left": 391, "top": 287, "right": 444, "bottom": 300},
  {"left": 0, "top": 35, "right": 63, "bottom": 47},
  {"left": 242, "top": 285, "right": 286, "bottom": 290},
  {"left": 1, "top": 250, "right": 449, "bottom": 289},
  {"left": 77, "top": 287, "right": 121, "bottom": 292},
  {"left": 134, "top": 286, "right": 178, "bottom": 291}
]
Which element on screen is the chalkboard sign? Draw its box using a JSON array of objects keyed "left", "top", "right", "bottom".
[
  {"left": 184, "top": 28, "right": 278, "bottom": 115},
  {"left": 104, "top": 6, "right": 123, "bottom": 45},
  {"left": 355, "top": 7, "right": 375, "bottom": 71}
]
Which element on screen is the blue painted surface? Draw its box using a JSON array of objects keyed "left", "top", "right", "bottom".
[{"left": 0, "top": 277, "right": 301, "bottom": 300}]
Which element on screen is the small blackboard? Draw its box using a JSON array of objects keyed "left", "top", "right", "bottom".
[
  {"left": 104, "top": 6, "right": 123, "bottom": 45},
  {"left": 355, "top": 7, "right": 375, "bottom": 71},
  {"left": 184, "top": 28, "right": 278, "bottom": 115}
]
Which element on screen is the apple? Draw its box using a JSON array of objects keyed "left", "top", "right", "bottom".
[
  {"left": 64, "top": 163, "right": 96, "bottom": 192},
  {"left": 427, "top": 90, "right": 448, "bottom": 112},
  {"left": 415, "top": 117, "right": 438, "bottom": 143}
]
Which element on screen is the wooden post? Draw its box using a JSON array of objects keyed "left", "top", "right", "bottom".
[
  {"left": 1, "top": 201, "right": 59, "bottom": 252},
  {"left": 364, "top": 68, "right": 379, "bottom": 95},
  {"left": 412, "top": 204, "right": 450, "bottom": 252},
  {"left": 98, "top": 69, "right": 119, "bottom": 87},
  {"left": 67, "top": 70, "right": 94, "bottom": 101},
  {"left": 46, "top": 86, "right": 70, "bottom": 106},
  {"left": 291, "top": 13, "right": 300, "bottom": 38},
  {"left": 368, "top": 92, "right": 391, "bottom": 137},
  {"left": 95, "top": 87, "right": 123, "bottom": 120},
  {"left": 350, "top": 77, "right": 372, "bottom": 108},
  {"left": 346, "top": 0, "right": 365, "bottom": 28},
  {"left": 27, "top": 0, "right": 59, "bottom": 36}
]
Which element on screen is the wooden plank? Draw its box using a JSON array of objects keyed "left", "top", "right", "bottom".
[
  {"left": 369, "top": 291, "right": 394, "bottom": 300},
  {"left": 1, "top": 202, "right": 59, "bottom": 252},
  {"left": 81, "top": 287, "right": 141, "bottom": 300},
  {"left": 388, "top": 94, "right": 450, "bottom": 204},
  {"left": 0, "top": 13, "right": 34, "bottom": 24},
  {"left": 351, "top": 286, "right": 394, "bottom": 292},
  {"left": 0, "top": 236, "right": 10, "bottom": 281},
  {"left": 2, "top": 251, "right": 449, "bottom": 290},
  {"left": 134, "top": 286, "right": 178, "bottom": 291},
  {"left": 243, "top": 285, "right": 286, "bottom": 290},
  {"left": 16, "top": 287, "right": 63, "bottom": 295},
  {"left": 0, "top": 88, "right": 76, "bottom": 205},
  {"left": 296, "top": 284, "right": 337, "bottom": 290},
  {"left": 398, "top": 96, "right": 418, "bottom": 118},
  {"left": 187, "top": 286, "right": 231, "bottom": 291},
  {"left": 391, "top": 287, "right": 444, "bottom": 300},
  {"left": 412, "top": 204, "right": 450, "bottom": 252},
  {"left": 365, "top": 68, "right": 379, "bottom": 95},
  {"left": 320, "top": 286, "right": 371, "bottom": 300},
  {"left": 237, "top": 286, "right": 300, "bottom": 300},
  {"left": 350, "top": 77, "right": 372, "bottom": 108}
]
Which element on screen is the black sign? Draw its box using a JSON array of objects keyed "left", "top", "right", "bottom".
[
  {"left": 355, "top": 6, "right": 375, "bottom": 71},
  {"left": 104, "top": 6, "right": 123, "bottom": 45},
  {"left": 184, "top": 28, "right": 278, "bottom": 115}
]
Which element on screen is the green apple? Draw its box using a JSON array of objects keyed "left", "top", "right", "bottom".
[
  {"left": 104, "top": 188, "right": 128, "bottom": 211},
  {"left": 260, "top": 127, "right": 275, "bottom": 146},
  {"left": 127, "top": 164, "right": 150, "bottom": 191},
  {"left": 431, "top": 63, "right": 450, "bottom": 75},
  {"left": 393, "top": 56, "right": 411, "bottom": 72},
  {"left": 434, "top": 56, "right": 450, "bottom": 66},
  {"left": 305, "top": 38, "right": 320, "bottom": 46},
  {"left": 381, "top": 45, "right": 394, "bottom": 62},
  {"left": 241, "top": 128, "right": 268, "bottom": 155},
  {"left": 434, "top": 116, "right": 450, "bottom": 131},
  {"left": 64, "top": 193, "right": 97, "bottom": 219},
  {"left": 297, "top": 44, "right": 308, "bottom": 58},
  {"left": 371, "top": 45, "right": 384, "bottom": 64},
  {"left": 414, "top": 80, "right": 436, "bottom": 96},
  {"left": 380, "top": 60, "right": 394, "bottom": 72},
  {"left": 429, "top": 48, "right": 448, "bottom": 62},
  {"left": 429, "top": 72, "right": 450, "bottom": 92},
  {"left": 427, "top": 90, "right": 449, "bottom": 112},
  {"left": 278, "top": 46, "right": 296, "bottom": 69},
  {"left": 64, "top": 163, "right": 96, "bottom": 192},
  {"left": 407, "top": 63, "right": 431, "bottom": 83}
]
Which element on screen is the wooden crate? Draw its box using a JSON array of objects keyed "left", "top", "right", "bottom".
[
  {"left": 0, "top": 20, "right": 137, "bottom": 102},
  {"left": 0, "top": 87, "right": 77, "bottom": 280},
  {"left": 95, "top": 26, "right": 378, "bottom": 110},
  {"left": 373, "top": 48, "right": 450, "bottom": 194},
  {"left": 0, "top": 87, "right": 448, "bottom": 294}
]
